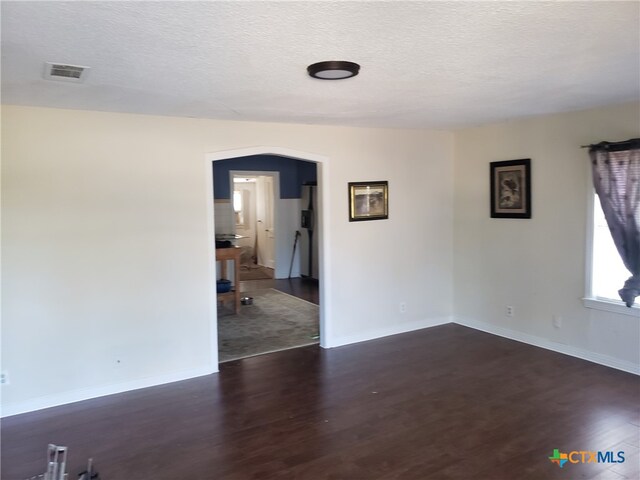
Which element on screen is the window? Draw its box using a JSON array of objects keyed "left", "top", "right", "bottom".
[
  {"left": 233, "top": 190, "right": 245, "bottom": 226},
  {"left": 586, "top": 192, "right": 639, "bottom": 313}
]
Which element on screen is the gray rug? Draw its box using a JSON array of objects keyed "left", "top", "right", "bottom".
[{"left": 218, "top": 288, "right": 319, "bottom": 363}]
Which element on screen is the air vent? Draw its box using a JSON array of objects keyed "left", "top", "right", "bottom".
[{"left": 44, "top": 62, "right": 90, "bottom": 83}]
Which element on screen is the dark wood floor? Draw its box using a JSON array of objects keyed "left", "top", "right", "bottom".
[{"left": 2, "top": 324, "right": 638, "bottom": 479}]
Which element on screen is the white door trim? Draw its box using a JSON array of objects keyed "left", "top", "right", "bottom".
[{"left": 205, "top": 147, "right": 332, "bottom": 371}]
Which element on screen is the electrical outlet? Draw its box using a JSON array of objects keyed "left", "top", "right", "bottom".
[
  {"left": 1, "top": 372, "right": 9, "bottom": 385},
  {"left": 553, "top": 314, "right": 562, "bottom": 329},
  {"left": 399, "top": 302, "right": 407, "bottom": 313},
  {"left": 506, "top": 306, "right": 514, "bottom": 317}
]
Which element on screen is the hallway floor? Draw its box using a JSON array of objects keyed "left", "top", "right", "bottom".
[
  {"left": 239, "top": 277, "right": 319, "bottom": 305},
  {"left": 217, "top": 288, "right": 318, "bottom": 362},
  {"left": 216, "top": 276, "right": 320, "bottom": 363}
]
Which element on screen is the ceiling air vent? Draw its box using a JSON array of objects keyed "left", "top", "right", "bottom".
[{"left": 44, "top": 62, "right": 90, "bottom": 83}]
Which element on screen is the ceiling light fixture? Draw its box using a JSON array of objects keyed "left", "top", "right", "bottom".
[{"left": 307, "top": 61, "right": 360, "bottom": 80}]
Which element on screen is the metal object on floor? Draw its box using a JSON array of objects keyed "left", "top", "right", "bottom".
[
  {"left": 241, "top": 296, "right": 254, "bottom": 305},
  {"left": 77, "top": 458, "right": 99, "bottom": 480},
  {"left": 46, "top": 444, "right": 67, "bottom": 480},
  {"left": 25, "top": 445, "right": 99, "bottom": 480},
  {"left": 25, "top": 444, "right": 67, "bottom": 480}
]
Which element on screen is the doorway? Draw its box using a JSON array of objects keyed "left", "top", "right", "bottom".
[
  {"left": 208, "top": 150, "right": 326, "bottom": 365},
  {"left": 232, "top": 172, "right": 277, "bottom": 281}
]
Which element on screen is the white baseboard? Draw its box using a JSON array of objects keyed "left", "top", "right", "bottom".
[
  {"left": 455, "top": 316, "right": 640, "bottom": 376},
  {"left": 7, "top": 317, "right": 635, "bottom": 417},
  {"left": 326, "top": 316, "right": 453, "bottom": 349},
  {"left": 1, "top": 366, "right": 215, "bottom": 418}
]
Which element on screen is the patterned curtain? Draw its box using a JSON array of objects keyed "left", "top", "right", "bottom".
[{"left": 589, "top": 139, "right": 640, "bottom": 307}]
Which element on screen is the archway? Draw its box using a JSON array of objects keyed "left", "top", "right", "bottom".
[{"left": 205, "top": 147, "right": 333, "bottom": 369}]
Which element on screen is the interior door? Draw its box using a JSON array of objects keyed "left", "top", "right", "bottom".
[{"left": 256, "top": 175, "right": 275, "bottom": 269}]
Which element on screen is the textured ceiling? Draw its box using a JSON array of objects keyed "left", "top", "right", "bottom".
[{"left": 1, "top": 1, "right": 639, "bottom": 129}]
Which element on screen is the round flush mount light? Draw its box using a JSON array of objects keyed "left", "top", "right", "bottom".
[{"left": 307, "top": 60, "right": 360, "bottom": 80}]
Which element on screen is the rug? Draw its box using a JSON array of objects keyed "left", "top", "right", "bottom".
[
  {"left": 218, "top": 288, "right": 319, "bottom": 363},
  {"left": 239, "top": 265, "right": 274, "bottom": 281}
]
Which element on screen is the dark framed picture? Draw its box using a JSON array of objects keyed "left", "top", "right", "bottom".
[
  {"left": 348, "top": 181, "right": 389, "bottom": 221},
  {"left": 490, "top": 159, "right": 531, "bottom": 219}
]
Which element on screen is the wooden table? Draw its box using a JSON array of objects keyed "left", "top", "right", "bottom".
[{"left": 216, "top": 247, "right": 241, "bottom": 314}]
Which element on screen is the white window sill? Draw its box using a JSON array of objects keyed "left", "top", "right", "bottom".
[{"left": 583, "top": 297, "right": 640, "bottom": 317}]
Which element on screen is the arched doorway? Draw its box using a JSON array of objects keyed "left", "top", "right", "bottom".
[{"left": 205, "top": 147, "right": 332, "bottom": 369}]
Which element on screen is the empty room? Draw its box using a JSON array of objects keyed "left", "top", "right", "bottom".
[{"left": 1, "top": 2, "right": 639, "bottom": 479}]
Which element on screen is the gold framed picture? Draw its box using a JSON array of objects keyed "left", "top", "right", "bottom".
[{"left": 348, "top": 181, "right": 389, "bottom": 222}]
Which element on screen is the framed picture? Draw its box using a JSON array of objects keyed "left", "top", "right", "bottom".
[
  {"left": 348, "top": 181, "right": 389, "bottom": 221},
  {"left": 490, "top": 159, "right": 531, "bottom": 218}
]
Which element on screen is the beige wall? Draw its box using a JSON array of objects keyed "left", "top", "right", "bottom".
[
  {"left": 453, "top": 102, "right": 640, "bottom": 371},
  {"left": 5, "top": 101, "right": 637, "bottom": 416},
  {"left": 1, "top": 106, "right": 455, "bottom": 415}
]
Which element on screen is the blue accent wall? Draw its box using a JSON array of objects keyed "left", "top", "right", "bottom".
[{"left": 213, "top": 155, "right": 317, "bottom": 199}]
